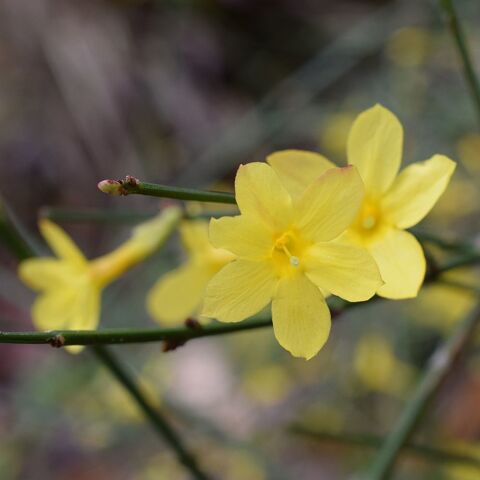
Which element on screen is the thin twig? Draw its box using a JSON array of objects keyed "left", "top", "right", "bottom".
[
  {"left": 91, "top": 345, "right": 212, "bottom": 480},
  {"left": 291, "top": 427, "right": 480, "bottom": 469},
  {"left": 98, "top": 175, "right": 236, "bottom": 204},
  {"left": 439, "top": 0, "right": 480, "bottom": 126},
  {"left": 0, "top": 317, "right": 272, "bottom": 347},
  {"left": 365, "top": 300, "right": 480, "bottom": 479}
]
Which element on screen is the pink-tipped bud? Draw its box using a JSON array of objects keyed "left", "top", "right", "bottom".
[{"left": 97, "top": 179, "right": 125, "bottom": 196}]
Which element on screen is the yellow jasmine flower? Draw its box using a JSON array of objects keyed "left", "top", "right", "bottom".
[
  {"left": 147, "top": 219, "right": 235, "bottom": 324},
  {"left": 353, "top": 334, "right": 414, "bottom": 396},
  {"left": 18, "top": 207, "right": 182, "bottom": 353},
  {"left": 344, "top": 104, "right": 455, "bottom": 298},
  {"left": 267, "top": 106, "right": 456, "bottom": 299},
  {"left": 202, "top": 162, "right": 382, "bottom": 360}
]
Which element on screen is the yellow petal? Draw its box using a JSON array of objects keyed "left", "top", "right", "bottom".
[
  {"left": 130, "top": 206, "right": 182, "bottom": 253},
  {"left": 38, "top": 219, "right": 86, "bottom": 265},
  {"left": 32, "top": 282, "right": 100, "bottom": 354},
  {"left": 371, "top": 229, "right": 426, "bottom": 299},
  {"left": 296, "top": 166, "right": 364, "bottom": 242},
  {"left": 272, "top": 274, "right": 330, "bottom": 360},
  {"left": 304, "top": 243, "right": 382, "bottom": 302},
  {"left": 179, "top": 220, "right": 212, "bottom": 256},
  {"left": 382, "top": 155, "right": 456, "bottom": 229},
  {"left": 347, "top": 104, "right": 403, "bottom": 194},
  {"left": 147, "top": 262, "right": 213, "bottom": 324},
  {"left": 209, "top": 215, "right": 272, "bottom": 259},
  {"left": 235, "top": 162, "right": 293, "bottom": 230},
  {"left": 18, "top": 258, "right": 78, "bottom": 291},
  {"left": 266, "top": 150, "right": 336, "bottom": 198},
  {"left": 202, "top": 259, "right": 276, "bottom": 322}
]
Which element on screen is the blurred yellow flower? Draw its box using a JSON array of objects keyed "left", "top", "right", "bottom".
[
  {"left": 147, "top": 219, "right": 235, "bottom": 324},
  {"left": 343, "top": 104, "right": 455, "bottom": 299},
  {"left": 385, "top": 26, "right": 432, "bottom": 68},
  {"left": 202, "top": 161, "right": 382, "bottom": 360},
  {"left": 18, "top": 207, "right": 181, "bottom": 353},
  {"left": 354, "top": 334, "right": 414, "bottom": 395}
]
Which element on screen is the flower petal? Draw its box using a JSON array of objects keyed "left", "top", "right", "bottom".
[
  {"left": 147, "top": 262, "right": 213, "bottom": 324},
  {"left": 304, "top": 243, "right": 382, "bottom": 302},
  {"left": 202, "top": 259, "right": 277, "bottom": 322},
  {"left": 235, "top": 162, "right": 293, "bottom": 230},
  {"left": 209, "top": 215, "right": 272, "bottom": 259},
  {"left": 267, "top": 150, "right": 336, "bottom": 198},
  {"left": 347, "top": 104, "right": 403, "bottom": 194},
  {"left": 295, "top": 166, "right": 364, "bottom": 242},
  {"left": 382, "top": 155, "right": 456, "bottom": 229},
  {"left": 32, "top": 282, "right": 100, "bottom": 339},
  {"left": 371, "top": 229, "right": 426, "bottom": 299},
  {"left": 272, "top": 274, "right": 330, "bottom": 360},
  {"left": 18, "top": 258, "right": 79, "bottom": 291},
  {"left": 179, "top": 220, "right": 212, "bottom": 256},
  {"left": 39, "top": 219, "right": 86, "bottom": 265}
]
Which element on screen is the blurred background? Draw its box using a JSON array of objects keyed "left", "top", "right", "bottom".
[{"left": 1, "top": 0, "right": 480, "bottom": 478}]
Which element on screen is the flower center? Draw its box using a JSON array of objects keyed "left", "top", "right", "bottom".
[
  {"left": 351, "top": 198, "right": 388, "bottom": 244},
  {"left": 273, "top": 231, "right": 302, "bottom": 268}
]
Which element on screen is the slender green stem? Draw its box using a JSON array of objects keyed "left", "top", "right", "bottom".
[
  {"left": 0, "top": 201, "right": 39, "bottom": 260},
  {"left": 439, "top": 0, "right": 480, "bottom": 125},
  {"left": 41, "top": 206, "right": 232, "bottom": 224},
  {"left": 0, "top": 317, "right": 272, "bottom": 346},
  {"left": 366, "top": 300, "right": 480, "bottom": 480},
  {"left": 91, "top": 346, "right": 211, "bottom": 480},
  {"left": 98, "top": 176, "right": 236, "bottom": 204},
  {"left": 41, "top": 206, "right": 157, "bottom": 224},
  {"left": 413, "top": 228, "right": 474, "bottom": 253},
  {"left": 291, "top": 427, "right": 480, "bottom": 469}
]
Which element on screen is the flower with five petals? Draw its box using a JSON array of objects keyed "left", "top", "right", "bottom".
[{"left": 202, "top": 162, "right": 382, "bottom": 359}]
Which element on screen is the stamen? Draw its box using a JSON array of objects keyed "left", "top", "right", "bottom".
[
  {"left": 290, "top": 256, "right": 300, "bottom": 267},
  {"left": 362, "top": 216, "right": 376, "bottom": 230}
]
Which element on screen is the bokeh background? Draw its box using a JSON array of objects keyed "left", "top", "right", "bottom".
[{"left": 1, "top": 0, "right": 480, "bottom": 478}]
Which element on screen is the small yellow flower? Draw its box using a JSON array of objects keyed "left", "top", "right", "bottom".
[
  {"left": 344, "top": 104, "right": 455, "bottom": 298},
  {"left": 354, "top": 334, "right": 414, "bottom": 395},
  {"left": 147, "top": 219, "right": 235, "bottom": 324},
  {"left": 18, "top": 207, "right": 181, "bottom": 353},
  {"left": 202, "top": 162, "right": 382, "bottom": 360}
]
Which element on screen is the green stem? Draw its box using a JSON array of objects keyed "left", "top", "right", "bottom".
[
  {"left": 439, "top": 0, "right": 480, "bottom": 125},
  {"left": 366, "top": 300, "right": 480, "bottom": 480},
  {"left": 291, "top": 427, "right": 480, "bottom": 469},
  {"left": 91, "top": 346, "right": 211, "bottom": 480},
  {"left": 41, "top": 207, "right": 231, "bottom": 224},
  {"left": 0, "top": 317, "right": 272, "bottom": 346},
  {"left": 99, "top": 176, "right": 236, "bottom": 205},
  {"left": 41, "top": 207, "right": 157, "bottom": 224},
  {"left": 0, "top": 202, "right": 39, "bottom": 260}
]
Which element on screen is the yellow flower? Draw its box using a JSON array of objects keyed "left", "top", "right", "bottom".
[
  {"left": 268, "top": 107, "right": 456, "bottom": 299},
  {"left": 18, "top": 207, "right": 182, "bottom": 353},
  {"left": 354, "top": 334, "right": 414, "bottom": 395},
  {"left": 344, "top": 104, "right": 455, "bottom": 298},
  {"left": 202, "top": 162, "right": 382, "bottom": 360},
  {"left": 147, "top": 219, "right": 235, "bottom": 324}
]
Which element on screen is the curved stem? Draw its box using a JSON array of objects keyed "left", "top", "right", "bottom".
[
  {"left": 439, "top": 0, "right": 480, "bottom": 126},
  {"left": 92, "top": 346, "right": 211, "bottom": 480},
  {"left": 365, "top": 300, "right": 480, "bottom": 479}
]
